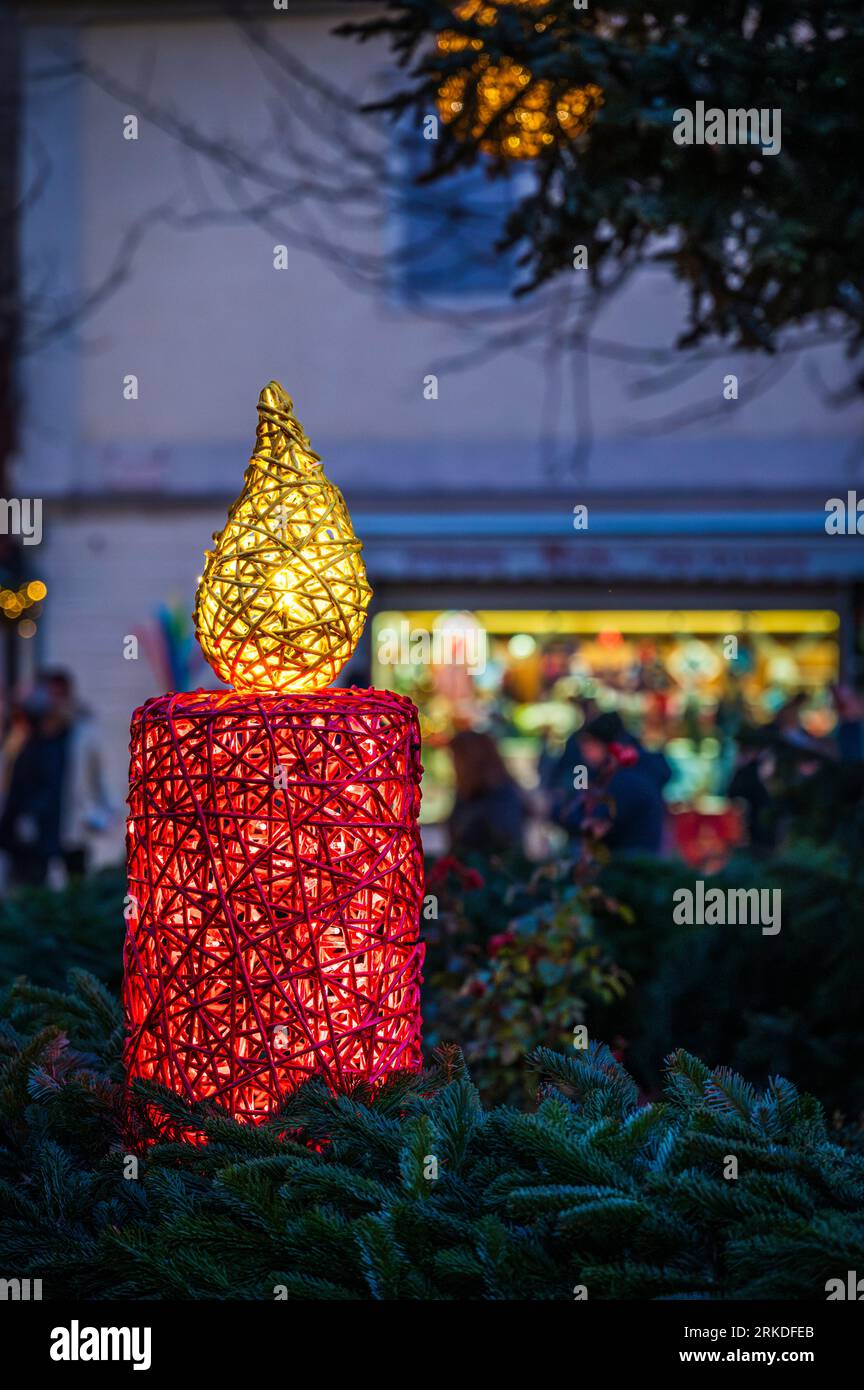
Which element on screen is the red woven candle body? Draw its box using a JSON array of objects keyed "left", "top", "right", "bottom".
[{"left": 122, "top": 687, "right": 424, "bottom": 1123}]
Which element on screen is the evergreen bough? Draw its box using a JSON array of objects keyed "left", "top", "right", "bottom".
[
  {"left": 1, "top": 972, "right": 862, "bottom": 1299},
  {"left": 343, "top": 2, "right": 864, "bottom": 364}
]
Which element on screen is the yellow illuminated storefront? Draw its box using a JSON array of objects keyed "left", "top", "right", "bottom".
[{"left": 371, "top": 609, "right": 841, "bottom": 825}]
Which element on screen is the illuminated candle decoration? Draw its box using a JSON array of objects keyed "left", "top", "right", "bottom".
[
  {"left": 194, "top": 381, "right": 372, "bottom": 693},
  {"left": 436, "top": 0, "right": 603, "bottom": 159},
  {"left": 123, "top": 384, "right": 424, "bottom": 1126}
]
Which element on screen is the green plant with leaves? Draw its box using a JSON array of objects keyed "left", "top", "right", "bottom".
[
  {"left": 424, "top": 856, "right": 630, "bottom": 1101},
  {"left": 1, "top": 971, "right": 862, "bottom": 1300},
  {"left": 420, "top": 835, "right": 864, "bottom": 1119}
]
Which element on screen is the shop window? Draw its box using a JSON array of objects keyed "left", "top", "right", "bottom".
[{"left": 371, "top": 608, "right": 841, "bottom": 831}]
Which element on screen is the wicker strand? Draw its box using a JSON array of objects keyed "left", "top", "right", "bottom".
[
  {"left": 123, "top": 687, "right": 425, "bottom": 1123},
  {"left": 194, "top": 382, "right": 372, "bottom": 693}
]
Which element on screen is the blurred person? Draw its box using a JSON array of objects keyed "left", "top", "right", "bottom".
[
  {"left": 765, "top": 692, "right": 830, "bottom": 796},
  {"left": 0, "top": 695, "right": 45, "bottom": 886},
  {"left": 0, "top": 670, "right": 114, "bottom": 887},
  {"left": 727, "top": 729, "right": 777, "bottom": 852},
  {"left": 447, "top": 730, "right": 527, "bottom": 857},
  {"left": 832, "top": 683, "right": 864, "bottom": 762},
  {"left": 41, "top": 669, "right": 114, "bottom": 878},
  {"left": 544, "top": 707, "right": 671, "bottom": 800},
  {"left": 537, "top": 722, "right": 564, "bottom": 791},
  {"left": 539, "top": 697, "right": 596, "bottom": 798},
  {"left": 0, "top": 700, "right": 35, "bottom": 798},
  {"left": 551, "top": 712, "right": 668, "bottom": 855},
  {"left": 768, "top": 691, "right": 812, "bottom": 746},
  {"left": 715, "top": 684, "right": 747, "bottom": 742},
  {"left": 715, "top": 683, "right": 748, "bottom": 786}
]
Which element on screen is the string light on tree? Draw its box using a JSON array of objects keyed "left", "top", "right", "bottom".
[{"left": 436, "top": 0, "right": 603, "bottom": 159}]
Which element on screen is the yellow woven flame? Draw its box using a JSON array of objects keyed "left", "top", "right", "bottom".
[
  {"left": 194, "top": 382, "right": 372, "bottom": 693},
  {"left": 436, "top": 0, "right": 602, "bottom": 158}
]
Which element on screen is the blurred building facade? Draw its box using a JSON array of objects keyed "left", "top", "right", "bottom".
[{"left": 12, "top": 3, "right": 864, "bottom": 851}]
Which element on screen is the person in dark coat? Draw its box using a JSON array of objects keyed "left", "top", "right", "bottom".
[
  {"left": 0, "top": 687, "right": 66, "bottom": 886},
  {"left": 447, "top": 730, "right": 527, "bottom": 857},
  {"left": 832, "top": 683, "right": 864, "bottom": 763},
  {"left": 727, "top": 728, "right": 778, "bottom": 851},
  {"left": 551, "top": 712, "right": 668, "bottom": 855}
]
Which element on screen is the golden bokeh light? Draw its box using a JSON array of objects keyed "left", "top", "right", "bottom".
[
  {"left": 0, "top": 579, "right": 47, "bottom": 619},
  {"left": 436, "top": 0, "right": 603, "bottom": 158},
  {"left": 194, "top": 381, "right": 372, "bottom": 693}
]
